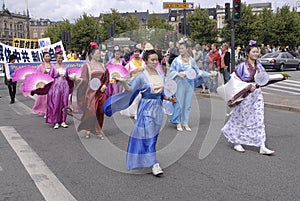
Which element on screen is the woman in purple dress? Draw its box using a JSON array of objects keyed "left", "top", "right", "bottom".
[
  {"left": 222, "top": 41, "right": 275, "bottom": 155},
  {"left": 47, "top": 52, "right": 72, "bottom": 129},
  {"left": 105, "top": 50, "right": 127, "bottom": 97},
  {"left": 32, "top": 52, "right": 54, "bottom": 117}
]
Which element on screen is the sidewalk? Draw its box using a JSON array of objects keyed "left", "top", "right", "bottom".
[{"left": 197, "top": 88, "right": 300, "bottom": 113}]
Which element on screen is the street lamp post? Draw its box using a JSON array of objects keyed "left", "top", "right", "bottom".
[{"left": 183, "top": 0, "right": 187, "bottom": 36}]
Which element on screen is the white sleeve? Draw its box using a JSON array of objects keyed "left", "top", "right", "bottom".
[{"left": 4, "top": 63, "right": 11, "bottom": 79}]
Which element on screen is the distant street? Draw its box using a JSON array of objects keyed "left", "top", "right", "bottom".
[{"left": 0, "top": 77, "right": 299, "bottom": 201}]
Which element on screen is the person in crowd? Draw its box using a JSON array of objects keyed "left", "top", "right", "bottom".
[
  {"left": 220, "top": 43, "right": 230, "bottom": 84},
  {"left": 69, "top": 52, "right": 80, "bottom": 61},
  {"left": 4, "top": 54, "right": 17, "bottom": 104},
  {"left": 193, "top": 44, "right": 207, "bottom": 93},
  {"left": 32, "top": 52, "right": 54, "bottom": 117},
  {"left": 105, "top": 50, "right": 127, "bottom": 97},
  {"left": 76, "top": 42, "right": 109, "bottom": 139},
  {"left": 208, "top": 43, "right": 221, "bottom": 93},
  {"left": 67, "top": 50, "right": 74, "bottom": 60},
  {"left": 80, "top": 49, "right": 86, "bottom": 60},
  {"left": 222, "top": 40, "right": 279, "bottom": 155},
  {"left": 106, "top": 50, "right": 127, "bottom": 66},
  {"left": 103, "top": 49, "right": 176, "bottom": 176},
  {"left": 167, "top": 41, "right": 179, "bottom": 66},
  {"left": 167, "top": 41, "right": 201, "bottom": 131},
  {"left": 120, "top": 48, "right": 145, "bottom": 118}
]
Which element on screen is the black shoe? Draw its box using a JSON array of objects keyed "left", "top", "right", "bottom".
[{"left": 10, "top": 100, "right": 15, "bottom": 104}]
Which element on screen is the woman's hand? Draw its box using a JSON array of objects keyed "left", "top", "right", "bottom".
[
  {"left": 178, "top": 73, "right": 186, "bottom": 78},
  {"left": 250, "top": 85, "right": 256, "bottom": 92},
  {"left": 164, "top": 96, "right": 177, "bottom": 103},
  {"left": 100, "top": 84, "right": 107, "bottom": 92}
]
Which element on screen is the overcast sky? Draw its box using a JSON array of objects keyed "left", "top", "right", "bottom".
[{"left": 5, "top": 0, "right": 298, "bottom": 22}]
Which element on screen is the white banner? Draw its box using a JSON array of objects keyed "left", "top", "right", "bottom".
[
  {"left": 38, "top": 37, "right": 51, "bottom": 48},
  {"left": 0, "top": 41, "right": 66, "bottom": 63}
]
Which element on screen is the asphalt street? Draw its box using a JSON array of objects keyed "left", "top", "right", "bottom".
[{"left": 0, "top": 80, "right": 299, "bottom": 201}]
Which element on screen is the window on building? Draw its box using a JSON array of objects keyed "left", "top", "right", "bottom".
[{"left": 33, "top": 32, "right": 38, "bottom": 38}]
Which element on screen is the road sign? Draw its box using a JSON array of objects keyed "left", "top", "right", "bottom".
[{"left": 163, "top": 2, "right": 194, "bottom": 9}]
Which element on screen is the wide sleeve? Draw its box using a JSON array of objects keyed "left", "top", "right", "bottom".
[
  {"left": 66, "top": 67, "right": 74, "bottom": 94},
  {"left": 76, "top": 64, "right": 89, "bottom": 111},
  {"left": 103, "top": 69, "right": 110, "bottom": 87},
  {"left": 37, "top": 63, "right": 45, "bottom": 73},
  {"left": 103, "top": 75, "right": 142, "bottom": 117}
]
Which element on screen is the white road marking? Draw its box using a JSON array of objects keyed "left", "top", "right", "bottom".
[
  {"left": 0, "top": 165, "right": 3, "bottom": 171},
  {"left": 0, "top": 126, "right": 77, "bottom": 201},
  {"left": 263, "top": 87, "right": 299, "bottom": 95}
]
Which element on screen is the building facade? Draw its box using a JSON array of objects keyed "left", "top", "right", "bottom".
[
  {"left": 0, "top": 8, "right": 30, "bottom": 45},
  {"left": 29, "top": 18, "right": 56, "bottom": 39}
]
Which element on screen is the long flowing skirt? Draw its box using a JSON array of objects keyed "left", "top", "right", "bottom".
[
  {"left": 32, "top": 95, "right": 47, "bottom": 115},
  {"left": 222, "top": 89, "right": 266, "bottom": 147},
  {"left": 126, "top": 98, "right": 164, "bottom": 170},
  {"left": 169, "top": 77, "right": 194, "bottom": 125},
  {"left": 46, "top": 77, "right": 69, "bottom": 124}
]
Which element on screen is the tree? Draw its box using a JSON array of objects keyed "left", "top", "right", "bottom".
[
  {"left": 71, "top": 13, "right": 102, "bottom": 52},
  {"left": 44, "top": 19, "right": 73, "bottom": 45},
  {"left": 99, "top": 9, "right": 140, "bottom": 42},
  {"left": 187, "top": 6, "right": 218, "bottom": 44},
  {"left": 147, "top": 14, "right": 173, "bottom": 30},
  {"left": 270, "top": 6, "right": 300, "bottom": 47}
]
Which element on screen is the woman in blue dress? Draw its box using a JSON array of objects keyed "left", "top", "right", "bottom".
[
  {"left": 103, "top": 49, "right": 176, "bottom": 176},
  {"left": 167, "top": 41, "right": 201, "bottom": 131}
]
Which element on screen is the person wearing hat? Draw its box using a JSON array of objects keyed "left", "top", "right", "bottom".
[{"left": 4, "top": 54, "right": 17, "bottom": 104}]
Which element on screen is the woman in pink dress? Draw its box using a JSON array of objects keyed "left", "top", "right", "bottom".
[{"left": 32, "top": 52, "right": 54, "bottom": 117}]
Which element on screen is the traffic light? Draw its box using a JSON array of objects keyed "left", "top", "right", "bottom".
[
  {"left": 225, "top": 3, "right": 230, "bottom": 23},
  {"left": 178, "top": 22, "right": 182, "bottom": 34},
  {"left": 233, "top": 0, "right": 241, "bottom": 22}
]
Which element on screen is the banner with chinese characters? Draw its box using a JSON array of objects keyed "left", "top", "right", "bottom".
[
  {"left": 38, "top": 37, "right": 51, "bottom": 47},
  {"left": 0, "top": 41, "right": 66, "bottom": 64},
  {"left": 12, "top": 38, "right": 39, "bottom": 49}
]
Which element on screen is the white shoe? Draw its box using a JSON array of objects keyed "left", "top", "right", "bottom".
[
  {"left": 54, "top": 123, "right": 59, "bottom": 129},
  {"left": 183, "top": 124, "right": 191, "bottom": 132},
  {"left": 259, "top": 147, "right": 275, "bottom": 155},
  {"left": 177, "top": 124, "right": 183, "bottom": 131},
  {"left": 233, "top": 144, "right": 245, "bottom": 153},
  {"left": 152, "top": 163, "right": 163, "bottom": 176},
  {"left": 60, "top": 122, "right": 68, "bottom": 128}
]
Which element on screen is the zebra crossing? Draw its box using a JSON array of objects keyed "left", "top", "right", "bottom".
[{"left": 262, "top": 79, "right": 300, "bottom": 96}]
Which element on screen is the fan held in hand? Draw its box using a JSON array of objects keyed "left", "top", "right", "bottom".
[
  {"left": 22, "top": 72, "right": 54, "bottom": 92},
  {"left": 12, "top": 66, "right": 39, "bottom": 82}
]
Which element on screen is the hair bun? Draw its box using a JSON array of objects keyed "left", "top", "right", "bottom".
[{"left": 249, "top": 40, "right": 257, "bottom": 46}]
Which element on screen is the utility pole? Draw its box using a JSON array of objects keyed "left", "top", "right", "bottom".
[
  {"left": 225, "top": 0, "right": 242, "bottom": 73},
  {"left": 183, "top": 0, "right": 186, "bottom": 36},
  {"left": 230, "top": 20, "right": 235, "bottom": 73}
]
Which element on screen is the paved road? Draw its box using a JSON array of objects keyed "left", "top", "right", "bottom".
[{"left": 0, "top": 80, "right": 299, "bottom": 201}]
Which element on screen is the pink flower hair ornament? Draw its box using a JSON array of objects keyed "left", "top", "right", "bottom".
[
  {"left": 55, "top": 47, "right": 62, "bottom": 54},
  {"left": 90, "top": 42, "right": 99, "bottom": 49}
]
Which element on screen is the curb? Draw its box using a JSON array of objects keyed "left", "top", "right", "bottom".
[{"left": 199, "top": 93, "right": 300, "bottom": 113}]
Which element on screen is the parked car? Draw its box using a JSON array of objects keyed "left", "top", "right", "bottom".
[{"left": 259, "top": 52, "right": 300, "bottom": 71}]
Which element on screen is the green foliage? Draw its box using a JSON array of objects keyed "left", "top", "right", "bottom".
[
  {"left": 71, "top": 13, "right": 101, "bottom": 52},
  {"left": 44, "top": 19, "right": 73, "bottom": 45},
  {"left": 187, "top": 6, "right": 218, "bottom": 44},
  {"left": 99, "top": 9, "right": 140, "bottom": 42},
  {"left": 220, "top": 4, "right": 300, "bottom": 48},
  {"left": 147, "top": 14, "right": 173, "bottom": 30}
]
